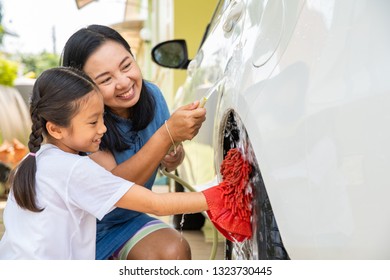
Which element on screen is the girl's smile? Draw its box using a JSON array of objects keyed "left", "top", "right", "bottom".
[{"left": 49, "top": 91, "right": 107, "bottom": 154}]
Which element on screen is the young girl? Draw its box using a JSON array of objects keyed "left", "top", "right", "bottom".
[
  {"left": 0, "top": 67, "right": 213, "bottom": 260},
  {"left": 61, "top": 25, "right": 206, "bottom": 260}
]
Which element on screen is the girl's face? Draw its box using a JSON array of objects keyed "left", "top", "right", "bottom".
[
  {"left": 54, "top": 91, "right": 107, "bottom": 154},
  {"left": 83, "top": 40, "right": 143, "bottom": 119}
]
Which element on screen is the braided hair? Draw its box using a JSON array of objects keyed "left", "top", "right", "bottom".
[{"left": 8, "top": 67, "right": 98, "bottom": 212}]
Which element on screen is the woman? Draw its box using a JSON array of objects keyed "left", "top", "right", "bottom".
[{"left": 61, "top": 25, "right": 206, "bottom": 260}]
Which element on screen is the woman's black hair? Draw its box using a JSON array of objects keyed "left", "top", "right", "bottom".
[
  {"left": 9, "top": 67, "right": 98, "bottom": 212},
  {"left": 61, "top": 24, "right": 155, "bottom": 152}
]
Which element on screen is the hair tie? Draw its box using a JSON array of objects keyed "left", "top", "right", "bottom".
[{"left": 29, "top": 152, "right": 36, "bottom": 157}]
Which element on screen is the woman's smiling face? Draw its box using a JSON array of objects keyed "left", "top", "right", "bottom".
[{"left": 83, "top": 40, "right": 143, "bottom": 119}]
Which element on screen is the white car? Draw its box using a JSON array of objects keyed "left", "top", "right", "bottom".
[{"left": 152, "top": 0, "right": 390, "bottom": 259}]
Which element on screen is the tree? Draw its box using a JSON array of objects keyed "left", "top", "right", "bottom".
[
  {"left": 20, "top": 51, "right": 60, "bottom": 78},
  {"left": 0, "top": 2, "right": 59, "bottom": 79},
  {"left": 0, "top": 56, "right": 17, "bottom": 86}
]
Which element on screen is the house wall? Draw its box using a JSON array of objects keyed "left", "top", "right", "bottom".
[
  {"left": 149, "top": 0, "right": 217, "bottom": 108},
  {"left": 172, "top": 0, "right": 218, "bottom": 103}
]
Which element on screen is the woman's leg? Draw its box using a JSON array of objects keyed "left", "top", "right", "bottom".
[{"left": 127, "top": 228, "right": 191, "bottom": 260}]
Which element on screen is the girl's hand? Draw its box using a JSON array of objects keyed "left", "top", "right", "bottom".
[{"left": 160, "top": 143, "right": 185, "bottom": 172}]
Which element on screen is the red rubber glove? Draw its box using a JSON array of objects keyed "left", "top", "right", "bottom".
[{"left": 202, "top": 148, "right": 253, "bottom": 242}]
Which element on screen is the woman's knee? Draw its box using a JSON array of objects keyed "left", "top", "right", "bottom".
[
  {"left": 162, "top": 234, "right": 191, "bottom": 260},
  {"left": 127, "top": 228, "right": 191, "bottom": 260}
]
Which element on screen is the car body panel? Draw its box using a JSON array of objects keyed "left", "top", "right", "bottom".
[{"left": 169, "top": 0, "right": 390, "bottom": 259}]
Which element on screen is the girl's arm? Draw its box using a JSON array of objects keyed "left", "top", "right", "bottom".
[
  {"left": 90, "top": 101, "right": 206, "bottom": 185},
  {"left": 115, "top": 184, "right": 208, "bottom": 216}
]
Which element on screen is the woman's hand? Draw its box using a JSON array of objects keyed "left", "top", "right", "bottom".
[
  {"left": 98, "top": 101, "right": 205, "bottom": 185},
  {"left": 160, "top": 143, "right": 185, "bottom": 172},
  {"left": 166, "top": 100, "right": 206, "bottom": 142}
]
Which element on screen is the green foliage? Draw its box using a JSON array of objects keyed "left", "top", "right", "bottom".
[
  {"left": 0, "top": 2, "right": 18, "bottom": 86},
  {"left": 0, "top": 3, "right": 59, "bottom": 78},
  {"left": 21, "top": 51, "right": 60, "bottom": 78},
  {"left": 0, "top": 56, "right": 18, "bottom": 86},
  {"left": 0, "top": 25, "right": 4, "bottom": 46}
]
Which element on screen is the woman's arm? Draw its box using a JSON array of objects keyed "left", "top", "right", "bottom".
[
  {"left": 90, "top": 101, "right": 206, "bottom": 185},
  {"left": 115, "top": 184, "right": 208, "bottom": 216},
  {"left": 89, "top": 123, "right": 172, "bottom": 184},
  {"left": 89, "top": 150, "right": 117, "bottom": 171}
]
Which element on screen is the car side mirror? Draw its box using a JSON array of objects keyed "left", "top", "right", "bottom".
[{"left": 151, "top": 39, "right": 191, "bottom": 69}]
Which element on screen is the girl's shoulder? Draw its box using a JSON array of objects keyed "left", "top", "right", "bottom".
[
  {"left": 38, "top": 144, "right": 80, "bottom": 159},
  {"left": 37, "top": 144, "right": 89, "bottom": 170}
]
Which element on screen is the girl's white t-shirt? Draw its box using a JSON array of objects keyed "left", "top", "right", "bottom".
[{"left": 0, "top": 144, "right": 133, "bottom": 259}]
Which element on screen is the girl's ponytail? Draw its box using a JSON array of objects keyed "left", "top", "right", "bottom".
[{"left": 9, "top": 104, "right": 45, "bottom": 212}]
